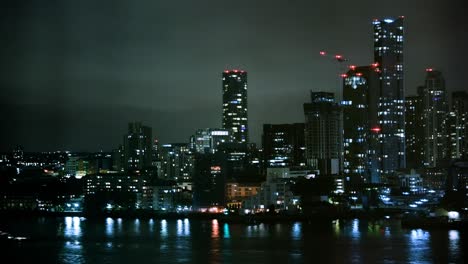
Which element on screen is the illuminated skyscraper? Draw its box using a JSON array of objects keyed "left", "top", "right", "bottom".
[
  {"left": 373, "top": 17, "right": 406, "bottom": 174},
  {"left": 447, "top": 91, "right": 468, "bottom": 160},
  {"left": 262, "top": 123, "right": 306, "bottom": 168},
  {"left": 405, "top": 88, "right": 424, "bottom": 169},
  {"left": 421, "top": 69, "right": 448, "bottom": 167},
  {"left": 124, "top": 122, "right": 153, "bottom": 170},
  {"left": 342, "top": 65, "right": 380, "bottom": 186},
  {"left": 222, "top": 70, "right": 248, "bottom": 143}
]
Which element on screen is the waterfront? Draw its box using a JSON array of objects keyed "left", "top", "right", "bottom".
[{"left": 0, "top": 217, "right": 464, "bottom": 263}]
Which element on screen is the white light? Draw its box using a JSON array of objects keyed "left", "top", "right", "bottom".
[
  {"left": 384, "top": 19, "right": 394, "bottom": 23},
  {"left": 448, "top": 211, "right": 459, "bottom": 220}
]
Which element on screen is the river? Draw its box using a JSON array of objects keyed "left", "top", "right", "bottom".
[{"left": 0, "top": 217, "right": 464, "bottom": 263}]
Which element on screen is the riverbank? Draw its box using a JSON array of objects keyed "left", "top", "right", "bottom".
[{"left": 0, "top": 208, "right": 405, "bottom": 223}]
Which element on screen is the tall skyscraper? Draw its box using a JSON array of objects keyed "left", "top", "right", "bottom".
[
  {"left": 222, "top": 70, "right": 248, "bottom": 143},
  {"left": 262, "top": 123, "right": 306, "bottom": 168},
  {"left": 303, "top": 92, "right": 342, "bottom": 175},
  {"left": 373, "top": 17, "right": 405, "bottom": 174},
  {"left": 405, "top": 87, "right": 425, "bottom": 169},
  {"left": 124, "top": 122, "right": 153, "bottom": 171},
  {"left": 448, "top": 91, "right": 468, "bottom": 160},
  {"left": 342, "top": 65, "right": 380, "bottom": 186},
  {"left": 421, "top": 69, "right": 448, "bottom": 167}
]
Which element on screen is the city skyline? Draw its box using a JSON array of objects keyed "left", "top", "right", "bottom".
[{"left": 1, "top": 0, "right": 466, "bottom": 151}]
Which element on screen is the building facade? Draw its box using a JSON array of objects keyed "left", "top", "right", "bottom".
[
  {"left": 343, "top": 66, "right": 380, "bottom": 186},
  {"left": 405, "top": 90, "right": 425, "bottom": 169},
  {"left": 373, "top": 17, "right": 406, "bottom": 174},
  {"left": 448, "top": 91, "right": 468, "bottom": 160},
  {"left": 421, "top": 70, "right": 448, "bottom": 167},
  {"left": 124, "top": 122, "right": 153, "bottom": 171},
  {"left": 190, "top": 128, "right": 233, "bottom": 154},
  {"left": 262, "top": 123, "right": 306, "bottom": 168},
  {"left": 303, "top": 92, "right": 342, "bottom": 175},
  {"left": 222, "top": 70, "right": 248, "bottom": 143}
]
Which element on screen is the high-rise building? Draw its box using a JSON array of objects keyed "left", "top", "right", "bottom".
[
  {"left": 405, "top": 88, "right": 425, "bottom": 169},
  {"left": 190, "top": 128, "right": 233, "bottom": 154},
  {"left": 448, "top": 91, "right": 468, "bottom": 160},
  {"left": 222, "top": 70, "right": 248, "bottom": 143},
  {"left": 421, "top": 69, "right": 448, "bottom": 167},
  {"left": 124, "top": 122, "right": 153, "bottom": 171},
  {"left": 262, "top": 123, "right": 306, "bottom": 168},
  {"left": 342, "top": 65, "right": 380, "bottom": 186},
  {"left": 159, "top": 143, "right": 194, "bottom": 182},
  {"left": 192, "top": 153, "right": 226, "bottom": 208},
  {"left": 373, "top": 17, "right": 406, "bottom": 173},
  {"left": 303, "top": 92, "right": 342, "bottom": 175}
]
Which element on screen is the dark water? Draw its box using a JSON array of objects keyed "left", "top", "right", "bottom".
[{"left": 0, "top": 217, "right": 464, "bottom": 263}]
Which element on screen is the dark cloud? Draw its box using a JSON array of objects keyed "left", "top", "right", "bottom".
[{"left": 1, "top": 0, "right": 466, "bottom": 151}]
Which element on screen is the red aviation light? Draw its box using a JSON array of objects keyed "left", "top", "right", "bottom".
[
  {"left": 371, "top": 127, "right": 381, "bottom": 133},
  {"left": 340, "top": 73, "right": 348, "bottom": 78},
  {"left": 425, "top": 68, "right": 433, "bottom": 72},
  {"left": 371, "top": 62, "right": 379, "bottom": 68},
  {"left": 349, "top": 65, "right": 356, "bottom": 70},
  {"left": 233, "top": 69, "right": 239, "bottom": 73},
  {"left": 320, "top": 51, "right": 326, "bottom": 56},
  {"left": 224, "top": 70, "right": 230, "bottom": 73},
  {"left": 356, "top": 72, "right": 363, "bottom": 76}
]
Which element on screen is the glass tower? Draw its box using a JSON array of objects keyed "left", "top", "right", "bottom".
[
  {"left": 222, "top": 70, "right": 248, "bottom": 143},
  {"left": 373, "top": 17, "right": 405, "bottom": 174},
  {"left": 343, "top": 66, "right": 380, "bottom": 186},
  {"left": 421, "top": 69, "right": 448, "bottom": 167}
]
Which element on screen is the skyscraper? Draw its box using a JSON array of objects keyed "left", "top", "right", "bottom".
[
  {"left": 303, "top": 92, "right": 342, "bottom": 175},
  {"left": 405, "top": 87, "right": 424, "bottom": 169},
  {"left": 448, "top": 91, "right": 468, "bottom": 160},
  {"left": 421, "top": 69, "right": 448, "bottom": 167},
  {"left": 373, "top": 17, "right": 405, "bottom": 174},
  {"left": 124, "top": 122, "right": 153, "bottom": 171},
  {"left": 222, "top": 70, "right": 248, "bottom": 143},
  {"left": 342, "top": 65, "right": 380, "bottom": 186},
  {"left": 262, "top": 123, "right": 306, "bottom": 168}
]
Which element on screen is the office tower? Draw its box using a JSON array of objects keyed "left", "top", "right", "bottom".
[
  {"left": 190, "top": 128, "right": 233, "bottom": 154},
  {"left": 159, "top": 143, "right": 194, "bottom": 182},
  {"left": 373, "top": 17, "right": 405, "bottom": 173},
  {"left": 405, "top": 88, "right": 425, "bottom": 169},
  {"left": 124, "top": 122, "right": 153, "bottom": 171},
  {"left": 448, "top": 91, "right": 468, "bottom": 159},
  {"left": 192, "top": 153, "right": 226, "bottom": 208},
  {"left": 421, "top": 69, "right": 448, "bottom": 167},
  {"left": 342, "top": 65, "right": 380, "bottom": 186},
  {"left": 222, "top": 70, "right": 248, "bottom": 143},
  {"left": 262, "top": 123, "right": 306, "bottom": 168},
  {"left": 303, "top": 92, "right": 342, "bottom": 175}
]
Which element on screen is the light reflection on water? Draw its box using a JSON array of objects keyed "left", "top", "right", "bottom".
[
  {"left": 408, "top": 229, "right": 431, "bottom": 263},
  {"left": 223, "top": 223, "right": 230, "bottom": 239},
  {"left": 211, "top": 219, "right": 219, "bottom": 238},
  {"left": 291, "top": 222, "right": 301, "bottom": 239},
  {"left": 105, "top": 217, "right": 114, "bottom": 237},
  {"left": 3, "top": 217, "right": 460, "bottom": 263},
  {"left": 160, "top": 219, "right": 168, "bottom": 237},
  {"left": 64, "top": 216, "right": 82, "bottom": 238}
]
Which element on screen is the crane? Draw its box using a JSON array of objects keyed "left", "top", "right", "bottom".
[{"left": 318, "top": 50, "right": 352, "bottom": 101}]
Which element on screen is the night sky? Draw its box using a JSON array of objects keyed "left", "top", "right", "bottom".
[{"left": 1, "top": 0, "right": 466, "bottom": 151}]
